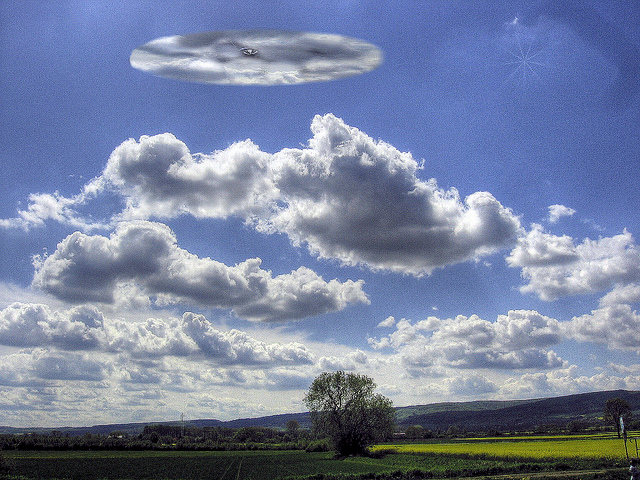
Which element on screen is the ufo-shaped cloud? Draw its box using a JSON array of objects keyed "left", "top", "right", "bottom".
[{"left": 130, "top": 30, "right": 383, "bottom": 85}]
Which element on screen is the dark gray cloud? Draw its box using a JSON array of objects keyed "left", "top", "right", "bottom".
[
  {"left": 33, "top": 353, "right": 104, "bottom": 381},
  {"left": 0, "top": 349, "right": 105, "bottom": 385},
  {"left": 130, "top": 30, "right": 383, "bottom": 85}
]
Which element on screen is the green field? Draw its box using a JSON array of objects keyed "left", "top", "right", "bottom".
[{"left": 0, "top": 435, "right": 635, "bottom": 480}]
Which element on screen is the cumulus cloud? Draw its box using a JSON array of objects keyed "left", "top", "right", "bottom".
[
  {"left": 31, "top": 220, "right": 367, "bottom": 321},
  {"left": 265, "top": 114, "right": 522, "bottom": 274},
  {"left": 317, "top": 349, "right": 368, "bottom": 371},
  {"left": 231, "top": 266, "right": 368, "bottom": 322},
  {"left": 0, "top": 351, "right": 50, "bottom": 386},
  {"left": 33, "top": 352, "right": 104, "bottom": 381},
  {"left": 0, "top": 345, "right": 316, "bottom": 426},
  {"left": 0, "top": 303, "right": 103, "bottom": 349},
  {"left": 508, "top": 227, "right": 640, "bottom": 301},
  {"left": 104, "top": 316, "right": 196, "bottom": 358},
  {"left": 0, "top": 303, "right": 317, "bottom": 367},
  {"left": 102, "top": 133, "right": 275, "bottom": 221},
  {"left": 181, "top": 312, "right": 315, "bottom": 365},
  {"left": 507, "top": 224, "right": 578, "bottom": 268},
  {"left": 0, "top": 192, "right": 90, "bottom": 231},
  {"left": 5, "top": 115, "right": 521, "bottom": 276},
  {"left": 548, "top": 204, "right": 575, "bottom": 224},
  {"left": 498, "top": 364, "right": 640, "bottom": 399},
  {"left": 377, "top": 316, "right": 396, "bottom": 328},
  {"left": 0, "top": 348, "right": 105, "bottom": 385},
  {"left": 368, "top": 310, "right": 565, "bottom": 371},
  {"left": 568, "top": 304, "right": 640, "bottom": 353},
  {"left": 598, "top": 283, "right": 640, "bottom": 307},
  {"left": 446, "top": 375, "right": 498, "bottom": 396}
]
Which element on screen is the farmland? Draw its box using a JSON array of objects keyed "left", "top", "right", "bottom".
[
  {"left": 377, "top": 435, "right": 633, "bottom": 460},
  {"left": 0, "top": 434, "right": 634, "bottom": 480}
]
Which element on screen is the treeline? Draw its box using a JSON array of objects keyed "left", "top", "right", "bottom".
[
  {"left": 1, "top": 404, "right": 631, "bottom": 451},
  {"left": 400, "top": 419, "right": 629, "bottom": 439},
  {"left": 0, "top": 420, "right": 613, "bottom": 452},
  {"left": 0, "top": 422, "right": 333, "bottom": 452}
]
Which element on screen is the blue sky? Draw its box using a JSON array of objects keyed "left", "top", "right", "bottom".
[{"left": 1, "top": 0, "right": 640, "bottom": 428}]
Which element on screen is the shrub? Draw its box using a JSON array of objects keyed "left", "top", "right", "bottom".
[{"left": 305, "top": 439, "right": 332, "bottom": 452}]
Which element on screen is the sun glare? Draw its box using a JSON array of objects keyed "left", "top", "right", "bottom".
[{"left": 498, "top": 19, "right": 549, "bottom": 90}]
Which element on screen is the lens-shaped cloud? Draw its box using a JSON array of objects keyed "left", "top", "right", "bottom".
[{"left": 130, "top": 30, "right": 383, "bottom": 85}]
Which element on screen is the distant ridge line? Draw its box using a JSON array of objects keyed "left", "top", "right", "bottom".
[{"left": 2, "top": 389, "right": 638, "bottom": 435}]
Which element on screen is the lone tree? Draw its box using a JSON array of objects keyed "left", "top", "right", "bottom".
[
  {"left": 604, "top": 397, "right": 632, "bottom": 438},
  {"left": 285, "top": 419, "right": 300, "bottom": 439},
  {"left": 304, "top": 371, "right": 395, "bottom": 456}
]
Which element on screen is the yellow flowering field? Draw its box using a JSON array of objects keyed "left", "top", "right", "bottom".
[{"left": 376, "top": 436, "right": 634, "bottom": 461}]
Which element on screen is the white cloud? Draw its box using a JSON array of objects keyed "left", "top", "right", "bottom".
[
  {"left": 33, "top": 352, "right": 104, "bottom": 381},
  {"left": 368, "top": 310, "right": 565, "bottom": 371},
  {"left": 0, "top": 304, "right": 330, "bottom": 425},
  {"left": 181, "top": 312, "right": 316, "bottom": 365},
  {"left": 4, "top": 115, "right": 522, "bottom": 276},
  {"left": 0, "top": 348, "right": 105, "bottom": 385},
  {"left": 102, "top": 133, "right": 276, "bottom": 221},
  {"left": 508, "top": 227, "right": 640, "bottom": 301},
  {"left": 0, "top": 302, "right": 319, "bottom": 366},
  {"left": 231, "top": 266, "right": 369, "bottom": 322},
  {"left": 31, "top": 220, "right": 367, "bottom": 322},
  {"left": 317, "top": 349, "right": 368, "bottom": 371},
  {"left": 498, "top": 365, "right": 638, "bottom": 399},
  {"left": 446, "top": 374, "right": 498, "bottom": 396},
  {"left": 548, "top": 204, "right": 575, "bottom": 224},
  {"left": 265, "top": 115, "right": 522, "bottom": 275},
  {"left": 0, "top": 303, "right": 103, "bottom": 349},
  {"left": 104, "top": 316, "right": 196, "bottom": 358},
  {"left": 507, "top": 224, "right": 578, "bottom": 267},
  {"left": 598, "top": 283, "right": 640, "bottom": 306},
  {"left": 377, "top": 316, "right": 396, "bottom": 328},
  {"left": 0, "top": 351, "right": 50, "bottom": 387},
  {"left": 568, "top": 304, "right": 640, "bottom": 352}
]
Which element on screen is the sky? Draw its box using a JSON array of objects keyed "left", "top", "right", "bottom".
[{"left": 0, "top": 0, "right": 639, "bottom": 428}]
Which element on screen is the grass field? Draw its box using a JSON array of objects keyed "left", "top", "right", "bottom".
[
  {"left": 2, "top": 450, "right": 427, "bottom": 480},
  {"left": 0, "top": 434, "right": 635, "bottom": 480}
]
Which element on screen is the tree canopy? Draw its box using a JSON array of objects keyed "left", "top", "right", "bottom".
[
  {"left": 604, "top": 397, "right": 632, "bottom": 438},
  {"left": 304, "top": 371, "right": 395, "bottom": 456}
]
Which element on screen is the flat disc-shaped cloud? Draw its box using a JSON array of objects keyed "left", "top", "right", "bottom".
[{"left": 130, "top": 30, "right": 383, "bottom": 85}]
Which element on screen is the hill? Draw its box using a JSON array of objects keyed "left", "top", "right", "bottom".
[
  {"left": 2, "top": 389, "right": 638, "bottom": 436},
  {"left": 396, "top": 389, "right": 640, "bottom": 432}
]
